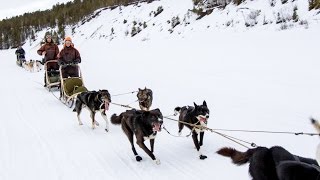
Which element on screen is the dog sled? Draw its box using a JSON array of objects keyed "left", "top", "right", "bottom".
[
  {"left": 45, "top": 60, "right": 61, "bottom": 91},
  {"left": 59, "top": 63, "right": 88, "bottom": 108}
]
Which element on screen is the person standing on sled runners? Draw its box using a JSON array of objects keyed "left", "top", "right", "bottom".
[
  {"left": 37, "top": 34, "right": 59, "bottom": 87},
  {"left": 57, "top": 36, "right": 81, "bottom": 78}
]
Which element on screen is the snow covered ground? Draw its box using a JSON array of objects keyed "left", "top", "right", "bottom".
[{"left": 1, "top": 0, "right": 320, "bottom": 179}]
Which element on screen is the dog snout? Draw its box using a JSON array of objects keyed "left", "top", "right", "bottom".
[{"left": 206, "top": 115, "right": 209, "bottom": 119}]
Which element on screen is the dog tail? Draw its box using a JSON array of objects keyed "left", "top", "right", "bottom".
[
  {"left": 217, "top": 147, "right": 256, "bottom": 165},
  {"left": 174, "top": 107, "right": 181, "bottom": 115},
  {"left": 111, "top": 114, "right": 122, "bottom": 125}
]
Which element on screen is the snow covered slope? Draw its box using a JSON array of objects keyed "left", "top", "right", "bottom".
[{"left": 67, "top": 0, "right": 320, "bottom": 42}]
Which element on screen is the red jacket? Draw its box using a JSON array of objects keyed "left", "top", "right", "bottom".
[
  {"left": 37, "top": 42, "right": 59, "bottom": 62},
  {"left": 58, "top": 46, "right": 81, "bottom": 65}
]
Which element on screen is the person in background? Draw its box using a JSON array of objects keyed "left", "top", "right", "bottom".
[
  {"left": 15, "top": 46, "right": 26, "bottom": 66},
  {"left": 37, "top": 34, "right": 59, "bottom": 87}
]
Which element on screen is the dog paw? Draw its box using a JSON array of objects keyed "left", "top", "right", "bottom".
[
  {"left": 199, "top": 143, "right": 203, "bottom": 146},
  {"left": 154, "top": 159, "right": 161, "bottom": 165},
  {"left": 199, "top": 155, "right": 207, "bottom": 160},
  {"left": 178, "top": 131, "right": 182, "bottom": 136},
  {"left": 136, "top": 155, "right": 142, "bottom": 162},
  {"left": 79, "top": 122, "right": 83, "bottom": 125},
  {"left": 95, "top": 121, "right": 100, "bottom": 126},
  {"left": 105, "top": 128, "right": 109, "bottom": 132}
]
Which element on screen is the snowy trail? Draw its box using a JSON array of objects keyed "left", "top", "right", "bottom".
[{"left": 1, "top": 50, "right": 239, "bottom": 180}]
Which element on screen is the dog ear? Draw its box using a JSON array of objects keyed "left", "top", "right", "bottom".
[
  {"left": 203, "top": 101, "right": 207, "bottom": 107},
  {"left": 144, "top": 86, "right": 147, "bottom": 90},
  {"left": 154, "top": 108, "right": 161, "bottom": 114},
  {"left": 138, "top": 88, "right": 142, "bottom": 91},
  {"left": 194, "top": 102, "right": 198, "bottom": 108}
]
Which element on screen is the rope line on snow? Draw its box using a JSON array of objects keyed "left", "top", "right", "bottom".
[
  {"left": 205, "top": 128, "right": 320, "bottom": 136},
  {"left": 111, "top": 102, "right": 135, "bottom": 109},
  {"left": 163, "top": 116, "right": 256, "bottom": 148},
  {"left": 111, "top": 90, "right": 138, "bottom": 97}
]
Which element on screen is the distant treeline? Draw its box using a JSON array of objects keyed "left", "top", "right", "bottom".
[{"left": 0, "top": 0, "right": 154, "bottom": 49}]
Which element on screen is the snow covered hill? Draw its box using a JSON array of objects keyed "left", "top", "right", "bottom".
[
  {"left": 1, "top": 0, "right": 320, "bottom": 180},
  {"left": 66, "top": 0, "right": 320, "bottom": 42}
]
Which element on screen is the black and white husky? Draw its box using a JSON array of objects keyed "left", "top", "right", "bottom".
[
  {"left": 73, "top": 90, "right": 111, "bottom": 131},
  {"left": 174, "top": 101, "right": 210, "bottom": 160}
]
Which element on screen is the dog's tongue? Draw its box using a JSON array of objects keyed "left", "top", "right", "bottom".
[
  {"left": 153, "top": 123, "right": 161, "bottom": 132},
  {"left": 200, "top": 117, "right": 207, "bottom": 124},
  {"left": 105, "top": 101, "right": 109, "bottom": 111}
]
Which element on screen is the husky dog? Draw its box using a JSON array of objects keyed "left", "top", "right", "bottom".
[
  {"left": 174, "top": 101, "right": 210, "bottom": 160},
  {"left": 274, "top": 119, "right": 320, "bottom": 180},
  {"left": 311, "top": 118, "right": 320, "bottom": 166},
  {"left": 24, "top": 60, "right": 34, "bottom": 72},
  {"left": 137, "top": 87, "right": 153, "bottom": 111},
  {"left": 111, "top": 108, "right": 163, "bottom": 164},
  {"left": 217, "top": 146, "right": 318, "bottom": 180},
  {"left": 73, "top": 90, "right": 111, "bottom": 131},
  {"left": 35, "top": 60, "right": 43, "bottom": 72}
]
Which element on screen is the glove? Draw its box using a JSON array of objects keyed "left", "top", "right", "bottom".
[
  {"left": 74, "top": 59, "right": 81, "bottom": 64},
  {"left": 58, "top": 61, "right": 65, "bottom": 66}
]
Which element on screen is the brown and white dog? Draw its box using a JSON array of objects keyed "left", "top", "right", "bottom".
[
  {"left": 137, "top": 87, "right": 153, "bottom": 111},
  {"left": 23, "top": 60, "right": 35, "bottom": 72}
]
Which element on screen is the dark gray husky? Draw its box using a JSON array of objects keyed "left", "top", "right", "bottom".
[
  {"left": 111, "top": 108, "right": 163, "bottom": 164},
  {"left": 174, "top": 101, "right": 210, "bottom": 160},
  {"left": 73, "top": 90, "right": 111, "bottom": 131},
  {"left": 137, "top": 87, "right": 153, "bottom": 111}
]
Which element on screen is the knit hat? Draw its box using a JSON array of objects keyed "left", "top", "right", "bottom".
[{"left": 64, "top": 36, "right": 72, "bottom": 42}]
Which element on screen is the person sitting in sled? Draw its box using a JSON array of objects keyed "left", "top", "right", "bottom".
[{"left": 57, "top": 36, "right": 81, "bottom": 78}]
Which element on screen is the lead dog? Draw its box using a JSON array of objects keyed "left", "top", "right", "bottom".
[
  {"left": 174, "top": 101, "right": 210, "bottom": 159},
  {"left": 111, "top": 108, "right": 163, "bottom": 164},
  {"left": 137, "top": 87, "right": 153, "bottom": 111},
  {"left": 73, "top": 90, "right": 111, "bottom": 131}
]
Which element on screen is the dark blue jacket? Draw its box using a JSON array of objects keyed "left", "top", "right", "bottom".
[{"left": 15, "top": 48, "right": 25, "bottom": 59}]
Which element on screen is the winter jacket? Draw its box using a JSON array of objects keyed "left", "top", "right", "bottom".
[
  {"left": 37, "top": 42, "right": 59, "bottom": 62},
  {"left": 15, "top": 48, "right": 25, "bottom": 59},
  {"left": 57, "top": 46, "right": 81, "bottom": 65}
]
